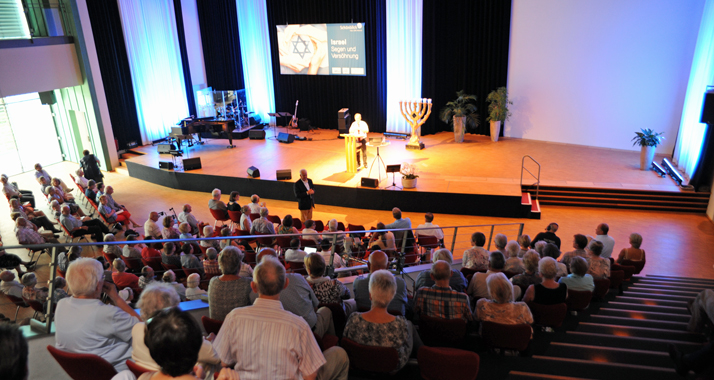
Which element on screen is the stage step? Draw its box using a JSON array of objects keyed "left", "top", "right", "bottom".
[
  {"left": 544, "top": 342, "right": 671, "bottom": 368},
  {"left": 563, "top": 331, "right": 704, "bottom": 351},
  {"left": 604, "top": 301, "right": 689, "bottom": 315},
  {"left": 576, "top": 322, "right": 704, "bottom": 342},
  {"left": 622, "top": 291, "right": 696, "bottom": 302},
  {"left": 521, "top": 192, "right": 541, "bottom": 220},
  {"left": 643, "top": 274, "right": 714, "bottom": 285},
  {"left": 624, "top": 286, "right": 701, "bottom": 297},
  {"left": 597, "top": 308, "right": 691, "bottom": 322},
  {"left": 627, "top": 282, "right": 710, "bottom": 293},
  {"left": 524, "top": 355, "right": 678, "bottom": 379},
  {"left": 589, "top": 315, "right": 690, "bottom": 331},
  {"left": 614, "top": 296, "right": 689, "bottom": 308}
]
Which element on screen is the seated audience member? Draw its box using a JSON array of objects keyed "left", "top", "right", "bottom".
[
  {"left": 103, "top": 186, "right": 140, "bottom": 228},
  {"left": 415, "top": 249, "right": 468, "bottom": 292},
  {"left": 144, "top": 211, "right": 162, "bottom": 240},
  {"left": 162, "top": 270, "right": 186, "bottom": 301},
  {"left": 523, "top": 257, "right": 568, "bottom": 305},
  {"left": 531, "top": 222, "right": 561, "bottom": 249},
  {"left": 132, "top": 286, "right": 221, "bottom": 376},
  {"left": 301, "top": 219, "right": 321, "bottom": 244},
  {"left": 669, "top": 341, "right": 714, "bottom": 378},
  {"left": 53, "top": 177, "right": 75, "bottom": 203},
  {"left": 207, "top": 247, "right": 252, "bottom": 321},
  {"left": 0, "top": 270, "right": 24, "bottom": 298},
  {"left": 250, "top": 207, "right": 276, "bottom": 236},
  {"left": 385, "top": 207, "right": 412, "bottom": 242},
  {"left": 122, "top": 235, "right": 142, "bottom": 260},
  {"left": 687, "top": 289, "right": 714, "bottom": 333},
  {"left": 178, "top": 204, "right": 205, "bottom": 236},
  {"left": 238, "top": 205, "right": 252, "bottom": 231},
  {"left": 462, "top": 232, "right": 489, "bottom": 271},
  {"left": 218, "top": 227, "right": 239, "bottom": 250},
  {"left": 590, "top": 223, "right": 615, "bottom": 259},
  {"left": 95, "top": 182, "right": 106, "bottom": 201},
  {"left": 468, "top": 251, "right": 522, "bottom": 301},
  {"left": 185, "top": 273, "right": 207, "bottom": 301},
  {"left": 517, "top": 234, "right": 531, "bottom": 258},
  {"left": 10, "top": 198, "right": 59, "bottom": 233},
  {"left": 414, "top": 212, "right": 444, "bottom": 242},
  {"left": 492, "top": 233, "right": 508, "bottom": 255},
  {"left": 55, "top": 258, "right": 140, "bottom": 371},
  {"left": 476, "top": 272, "right": 534, "bottom": 329},
  {"left": 278, "top": 214, "right": 299, "bottom": 235},
  {"left": 60, "top": 205, "right": 109, "bottom": 242},
  {"left": 511, "top": 251, "right": 542, "bottom": 298},
  {"left": 212, "top": 256, "right": 348, "bottom": 380},
  {"left": 181, "top": 243, "right": 204, "bottom": 276},
  {"left": 0, "top": 241, "right": 36, "bottom": 278},
  {"left": 74, "top": 168, "right": 89, "bottom": 188},
  {"left": 559, "top": 234, "right": 588, "bottom": 268},
  {"left": 161, "top": 242, "right": 182, "bottom": 268},
  {"left": 58, "top": 246, "right": 81, "bottom": 273},
  {"left": 344, "top": 269, "right": 419, "bottom": 372},
  {"left": 103, "top": 234, "right": 122, "bottom": 260},
  {"left": 178, "top": 222, "right": 193, "bottom": 239},
  {"left": 413, "top": 260, "right": 473, "bottom": 323},
  {"left": 0, "top": 323, "right": 29, "bottom": 380},
  {"left": 504, "top": 241, "right": 525, "bottom": 274},
  {"left": 15, "top": 217, "right": 64, "bottom": 250},
  {"left": 161, "top": 216, "right": 180, "bottom": 240},
  {"left": 50, "top": 188, "right": 84, "bottom": 217},
  {"left": 542, "top": 243, "right": 568, "bottom": 278},
  {"left": 354, "top": 250, "right": 409, "bottom": 316},
  {"left": 97, "top": 195, "right": 126, "bottom": 231},
  {"left": 84, "top": 180, "right": 98, "bottom": 202},
  {"left": 53, "top": 277, "right": 70, "bottom": 302},
  {"left": 208, "top": 188, "right": 228, "bottom": 218},
  {"left": 138, "top": 266, "right": 156, "bottom": 289},
  {"left": 39, "top": 176, "right": 52, "bottom": 195},
  {"left": 1, "top": 173, "right": 35, "bottom": 207},
  {"left": 112, "top": 259, "right": 140, "bottom": 294},
  {"left": 304, "top": 253, "right": 356, "bottom": 315},
  {"left": 202, "top": 248, "right": 220, "bottom": 276},
  {"left": 141, "top": 242, "right": 162, "bottom": 261},
  {"left": 247, "top": 194, "right": 264, "bottom": 214},
  {"left": 616, "top": 232, "right": 646, "bottom": 263},
  {"left": 319, "top": 238, "right": 346, "bottom": 270},
  {"left": 21, "top": 272, "right": 48, "bottom": 304},
  {"left": 558, "top": 256, "right": 595, "bottom": 292},
  {"left": 227, "top": 191, "right": 241, "bottom": 212},
  {"left": 324, "top": 218, "right": 345, "bottom": 251},
  {"left": 586, "top": 240, "right": 610, "bottom": 279},
  {"left": 200, "top": 225, "right": 221, "bottom": 251},
  {"left": 367, "top": 222, "right": 396, "bottom": 252},
  {"left": 35, "top": 163, "right": 71, "bottom": 193},
  {"left": 285, "top": 238, "right": 307, "bottom": 262}
]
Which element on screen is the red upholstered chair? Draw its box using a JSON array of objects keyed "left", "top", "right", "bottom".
[
  {"left": 276, "top": 235, "right": 293, "bottom": 254},
  {"left": 526, "top": 302, "right": 567, "bottom": 329},
  {"left": 593, "top": 278, "right": 611, "bottom": 299},
  {"left": 340, "top": 337, "right": 400, "bottom": 374},
  {"left": 244, "top": 250, "right": 257, "bottom": 267},
  {"left": 285, "top": 261, "right": 307, "bottom": 275},
  {"left": 103, "top": 251, "right": 118, "bottom": 264},
  {"left": 161, "top": 262, "right": 186, "bottom": 280},
  {"left": 480, "top": 321, "right": 531, "bottom": 353},
  {"left": 121, "top": 255, "right": 143, "bottom": 274},
  {"left": 267, "top": 215, "right": 282, "bottom": 225},
  {"left": 314, "top": 220, "right": 325, "bottom": 232},
  {"left": 299, "top": 238, "right": 319, "bottom": 251},
  {"left": 254, "top": 233, "right": 275, "bottom": 249},
  {"left": 249, "top": 213, "right": 260, "bottom": 221},
  {"left": 418, "top": 346, "right": 480, "bottom": 380},
  {"left": 4, "top": 294, "right": 29, "bottom": 322},
  {"left": 566, "top": 289, "right": 593, "bottom": 313},
  {"left": 609, "top": 270, "right": 625, "bottom": 294},
  {"left": 347, "top": 224, "right": 366, "bottom": 238},
  {"left": 313, "top": 332, "right": 339, "bottom": 351},
  {"left": 126, "top": 360, "right": 151, "bottom": 378},
  {"left": 416, "top": 235, "right": 440, "bottom": 257},
  {"left": 24, "top": 298, "right": 44, "bottom": 320},
  {"left": 418, "top": 314, "right": 468, "bottom": 346},
  {"left": 141, "top": 256, "right": 163, "bottom": 272},
  {"left": 337, "top": 221, "right": 345, "bottom": 231},
  {"left": 47, "top": 345, "right": 118, "bottom": 380},
  {"left": 620, "top": 258, "right": 645, "bottom": 275},
  {"left": 503, "top": 270, "right": 521, "bottom": 279},
  {"left": 182, "top": 266, "right": 202, "bottom": 279},
  {"left": 209, "top": 209, "right": 230, "bottom": 229},
  {"left": 292, "top": 218, "right": 303, "bottom": 231},
  {"left": 460, "top": 267, "right": 483, "bottom": 279},
  {"left": 227, "top": 210, "right": 242, "bottom": 228},
  {"left": 201, "top": 315, "right": 223, "bottom": 335},
  {"left": 319, "top": 303, "right": 347, "bottom": 338}
]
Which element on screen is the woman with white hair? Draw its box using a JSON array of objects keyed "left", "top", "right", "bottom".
[
  {"left": 325, "top": 219, "right": 345, "bottom": 250},
  {"left": 414, "top": 248, "right": 468, "bottom": 292},
  {"left": 162, "top": 270, "right": 186, "bottom": 301},
  {"left": 343, "top": 269, "right": 419, "bottom": 372},
  {"left": 54, "top": 258, "right": 140, "bottom": 371},
  {"left": 511, "top": 251, "right": 542, "bottom": 299},
  {"left": 21, "top": 272, "right": 48, "bottom": 304},
  {"left": 504, "top": 240, "right": 525, "bottom": 274},
  {"left": 74, "top": 168, "right": 89, "bottom": 188},
  {"left": 476, "top": 272, "right": 533, "bottom": 325},
  {"left": 523, "top": 257, "right": 568, "bottom": 304},
  {"left": 200, "top": 225, "right": 221, "bottom": 251},
  {"left": 207, "top": 247, "right": 252, "bottom": 320}
]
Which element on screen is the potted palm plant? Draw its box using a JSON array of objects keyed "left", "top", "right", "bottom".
[
  {"left": 439, "top": 90, "right": 479, "bottom": 143},
  {"left": 400, "top": 163, "right": 419, "bottom": 188},
  {"left": 632, "top": 128, "right": 664, "bottom": 170},
  {"left": 486, "top": 87, "right": 513, "bottom": 142}
]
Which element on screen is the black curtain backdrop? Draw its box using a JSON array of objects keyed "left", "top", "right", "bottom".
[
  {"left": 85, "top": 0, "right": 141, "bottom": 150},
  {"left": 196, "top": 0, "right": 245, "bottom": 91},
  {"left": 266, "top": 0, "right": 387, "bottom": 132},
  {"left": 421, "top": 0, "right": 512, "bottom": 136},
  {"left": 174, "top": 0, "right": 197, "bottom": 117},
  {"left": 689, "top": 124, "right": 714, "bottom": 192}
]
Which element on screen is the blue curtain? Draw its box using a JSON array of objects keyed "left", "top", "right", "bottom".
[
  {"left": 385, "top": 0, "right": 423, "bottom": 134},
  {"left": 235, "top": 0, "right": 275, "bottom": 122},
  {"left": 674, "top": 0, "right": 714, "bottom": 180},
  {"left": 117, "top": 0, "right": 189, "bottom": 144}
]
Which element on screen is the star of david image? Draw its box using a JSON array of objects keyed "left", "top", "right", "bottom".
[{"left": 292, "top": 35, "right": 311, "bottom": 58}]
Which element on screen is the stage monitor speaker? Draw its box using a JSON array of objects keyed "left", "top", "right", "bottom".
[
  {"left": 298, "top": 118, "right": 311, "bottom": 131},
  {"left": 361, "top": 177, "right": 379, "bottom": 188},
  {"left": 157, "top": 144, "right": 172, "bottom": 154},
  {"left": 276, "top": 169, "right": 292, "bottom": 180},
  {"left": 38, "top": 91, "right": 56, "bottom": 105},
  {"left": 183, "top": 157, "right": 202, "bottom": 171},
  {"left": 159, "top": 161, "right": 174, "bottom": 170},
  {"left": 249, "top": 130, "right": 265, "bottom": 140},
  {"left": 278, "top": 132, "right": 295, "bottom": 143},
  {"left": 247, "top": 166, "right": 260, "bottom": 178},
  {"left": 702, "top": 90, "right": 714, "bottom": 124}
]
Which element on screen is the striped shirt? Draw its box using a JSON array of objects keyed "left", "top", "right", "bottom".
[
  {"left": 414, "top": 285, "right": 473, "bottom": 322},
  {"left": 212, "top": 298, "right": 326, "bottom": 380}
]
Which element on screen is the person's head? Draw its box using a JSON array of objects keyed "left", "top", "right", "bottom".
[
  {"left": 220, "top": 227, "right": 231, "bottom": 237},
  {"left": 256, "top": 247, "right": 278, "bottom": 263},
  {"left": 251, "top": 194, "right": 259, "bottom": 204},
  {"left": 229, "top": 191, "right": 239, "bottom": 203},
  {"left": 282, "top": 214, "right": 293, "bottom": 228},
  {"left": 51, "top": 177, "right": 61, "bottom": 187},
  {"left": 0, "top": 323, "right": 29, "bottom": 380},
  {"left": 206, "top": 247, "right": 217, "bottom": 261},
  {"left": 424, "top": 212, "right": 434, "bottom": 223},
  {"left": 67, "top": 246, "right": 82, "bottom": 262},
  {"left": 149, "top": 211, "right": 159, "bottom": 222},
  {"left": 488, "top": 251, "right": 506, "bottom": 271},
  {"left": 98, "top": 195, "right": 108, "bottom": 205},
  {"left": 203, "top": 225, "right": 214, "bottom": 237},
  {"left": 106, "top": 186, "right": 114, "bottom": 195},
  {"left": 368, "top": 269, "right": 396, "bottom": 309},
  {"left": 471, "top": 232, "right": 486, "bottom": 247},
  {"left": 494, "top": 234, "right": 507, "bottom": 250},
  {"left": 87, "top": 180, "right": 96, "bottom": 190},
  {"left": 141, "top": 266, "right": 154, "bottom": 280},
  {"left": 546, "top": 222, "right": 559, "bottom": 233},
  {"left": 61, "top": 204, "right": 70, "bottom": 216},
  {"left": 162, "top": 216, "right": 173, "bottom": 229},
  {"left": 320, "top": 238, "right": 332, "bottom": 252},
  {"left": 66, "top": 258, "right": 104, "bottom": 297},
  {"left": 46, "top": 187, "right": 55, "bottom": 196},
  {"left": 83, "top": 150, "right": 90, "bottom": 157},
  {"left": 53, "top": 276, "right": 67, "bottom": 290},
  {"left": 432, "top": 248, "right": 453, "bottom": 265},
  {"left": 96, "top": 182, "right": 105, "bottom": 192},
  {"left": 211, "top": 188, "right": 221, "bottom": 200},
  {"left": 588, "top": 240, "right": 604, "bottom": 257},
  {"left": 573, "top": 234, "right": 588, "bottom": 250},
  {"left": 75, "top": 168, "right": 84, "bottom": 178},
  {"left": 218, "top": 246, "right": 243, "bottom": 275},
  {"left": 392, "top": 207, "right": 402, "bottom": 220},
  {"left": 113, "top": 258, "right": 127, "bottom": 273},
  {"left": 0, "top": 174, "right": 7, "bottom": 184},
  {"left": 304, "top": 253, "right": 326, "bottom": 277},
  {"left": 539, "top": 257, "right": 558, "bottom": 280},
  {"left": 0, "top": 271, "right": 15, "bottom": 282},
  {"left": 299, "top": 169, "right": 308, "bottom": 181},
  {"left": 125, "top": 234, "right": 137, "bottom": 247},
  {"left": 328, "top": 219, "right": 338, "bottom": 231},
  {"left": 430, "top": 260, "right": 452, "bottom": 283},
  {"left": 570, "top": 256, "right": 588, "bottom": 277},
  {"left": 252, "top": 256, "right": 286, "bottom": 296},
  {"left": 534, "top": 241, "right": 547, "bottom": 255},
  {"left": 21, "top": 273, "right": 37, "bottom": 288},
  {"left": 368, "top": 250, "right": 389, "bottom": 272},
  {"left": 304, "top": 219, "right": 315, "bottom": 229},
  {"left": 50, "top": 200, "right": 60, "bottom": 211},
  {"left": 137, "top": 282, "right": 180, "bottom": 320},
  {"left": 9, "top": 198, "right": 20, "bottom": 209},
  {"left": 187, "top": 273, "right": 201, "bottom": 289},
  {"left": 39, "top": 177, "right": 48, "bottom": 186},
  {"left": 542, "top": 243, "right": 560, "bottom": 260},
  {"left": 178, "top": 222, "right": 190, "bottom": 234},
  {"left": 181, "top": 243, "right": 193, "bottom": 256},
  {"left": 14, "top": 217, "right": 27, "bottom": 229},
  {"left": 259, "top": 207, "right": 269, "bottom": 218},
  {"left": 517, "top": 234, "right": 531, "bottom": 249},
  {"left": 375, "top": 222, "right": 385, "bottom": 233},
  {"left": 506, "top": 241, "right": 520, "bottom": 258},
  {"left": 162, "top": 270, "right": 176, "bottom": 283},
  {"left": 522, "top": 251, "right": 540, "bottom": 274},
  {"left": 144, "top": 307, "right": 202, "bottom": 377},
  {"left": 34, "top": 163, "right": 42, "bottom": 171},
  {"left": 182, "top": 204, "right": 192, "bottom": 213},
  {"left": 354, "top": 113, "right": 362, "bottom": 122},
  {"left": 486, "top": 272, "right": 512, "bottom": 304},
  {"left": 96, "top": 256, "right": 109, "bottom": 270},
  {"left": 162, "top": 242, "right": 175, "bottom": 255},
  {"left": 629, "top": 233, "right": 643, "bottom": 249},
  {"left": 290, "top": 238, "right": 300, "bottom": 249},
  {"left": 241, "top": 205, "right": 250, "bottom": 215},
  {"left": 596, "top": 223, "right": 609, "bottom": 235}
]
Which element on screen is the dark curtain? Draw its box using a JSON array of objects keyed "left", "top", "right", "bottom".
[
  {"left": 173, "top": 0, "right": 197, "bottom": 117},
  {"left": 421, "top": 0, "right": 512, "bottom": 136},
  {"left": 266, "top": 0, "right": 387, "bottom": 132},
  {"left": 85, "top": 0, "right": 142, "bottom": 150},
  {"left": 688, "top": 124, "right": 714, "bottom": 192},
  {"left": 196, "top": 0, "right": 245, "bottom": 91}
]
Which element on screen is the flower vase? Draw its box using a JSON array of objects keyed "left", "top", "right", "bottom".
[
  {"left": 402, "top": 177, "right": 417, "bottom": 189},
  {"left": 490, "top": 120, "right": 501, "bottom": 142},
  {"left": 453, "top": 116, "right": 465, "bottom": 143},
  {"left": 640, "top": 146, "right": 655, "bottom": 170}
]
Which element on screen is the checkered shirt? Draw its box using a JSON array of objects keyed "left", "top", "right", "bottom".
[{"left": 414, "top": 285, "right": 473, "bottom": 322}]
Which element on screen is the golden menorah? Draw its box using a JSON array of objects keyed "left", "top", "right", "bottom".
[{"left": 399, "top": 98, "right": 432, "bottom": 149}]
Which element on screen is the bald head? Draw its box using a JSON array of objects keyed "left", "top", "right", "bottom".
[
  {"left": 368, "top": 250, "right": 389, "bottom": 272},
  {"left": 431, "top": 260, "right": 452, "bottom": 283},
  {"left": 253, "top": 257, "right": 286, "bottom": 297},
  {"left": 150, "top": 211, "right": 159, "bottom": 221}
]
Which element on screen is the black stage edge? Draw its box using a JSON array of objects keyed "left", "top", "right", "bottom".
[{"left": 126, "top": 161, "right": 530, "bottom": 218}]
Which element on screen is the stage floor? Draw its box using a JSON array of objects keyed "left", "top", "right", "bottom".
[{"left": 128, "top": 128, "right": 680, "bottom": 196}]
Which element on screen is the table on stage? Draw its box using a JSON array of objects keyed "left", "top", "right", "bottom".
[{"left": 340, "top": 134, "right": 360, "bottom": 173}]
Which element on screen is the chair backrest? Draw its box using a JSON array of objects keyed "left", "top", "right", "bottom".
[
  {"left": 336, "top": 221, "right": 345, "bottom": 231},
  {"left": 209, "top": 208, "right": 229, "bottom": 221},
  {"left": 201, "top": 315, "right": 223, "bottom": 335},
  {"left": 314, "top": 220, "right": 325, "bottom": 232},
  {"left": 47, "top": 345, "right": 118, "bottom": 380},
  {"left": 418, "top": 314, "right": 467, "bottom": 346},
  {"left": 121, "top": 255, "right": 143, "bottom": 272},
  {"left": 619, "top": 259, "right": 645, "bottom": 275},
  {"left": 460, "top": 267, "right": 482, "bottom": 278},
  {"left": 299, "top": 238, "right": 318, "bottom": 250},
  {"left": 593, "top": 278, "right": 611, "bottom": 299},
  {"left": 347, "top": 224, "right": 366, "bottom": 238},
  {"left": 276, "top": 236, "right": 293, "bottom": 252},
  {"left": 611, "top": 262, "right": 635, "bottom": 281},
  {"left": 503, "top": 270, "right": 520, "bottom": 279},
  {"left": 285, "top": 260, "right": 307, "bottom": 275},
  {"left": 6, "top": 294, "right": 28, "bottom": 307},
  {"left": 609, "top": 270, "right": 625, "bottom": 290},
  {"left": 340, "top": 337, "right": 400, "bottom": 374},
  {"left": 566, "top": 289, "right": 593, "bottom": 311},
  {"left": 227, "top": 210, "right": 242, "bottom": 223},
  {"left": 480, "top": 321, "right": 531, "bottom": 352},
  {"left": 126, "top": 360, "right": 151, "bottom": 378},
  {"left": 292, "top": 218, "right": 303, "bottom": 231},
  {"left": 249, "top": 213, "right": 260, "bottom": 221},
  {"left": 182, "top": 267, "right": 201, "bottom": 278},
  {"left": 267, "top": 215, "right": 282, "bottom": 225},
  {"left": 141, "top": 256, "right": 163, "bottom": 272},
  {"left": 417, "top": 235, "right": 440, "bottom": 249},
  {"left": 103, "top": 252, "right": 118, "bottom": 264},
  {"left": 319, "top": 302, "right": 347, "bottom": 338},
  {"left": 418, "top": 346, "right": 480, "bottom": 380},
  {"left": 526, "top": 302, "right": 567, "bottom": 328},
  {"left": 25, "top": 298, "right": 44, "bottom": 313}
]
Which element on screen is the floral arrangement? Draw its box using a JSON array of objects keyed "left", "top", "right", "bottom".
[
  {"left": 632, "top": 128, "right": 665, "bottom": 147},
  {"left": 400, "top": 163, "right": 419, "bottom": 179}
]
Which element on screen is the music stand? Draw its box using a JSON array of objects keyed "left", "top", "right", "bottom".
[
  {"left": 386, "top": 164, "right": 402, "bottom": 190},
  {"left": 268, "top": 113, "right": 281, "bottom": 139}
]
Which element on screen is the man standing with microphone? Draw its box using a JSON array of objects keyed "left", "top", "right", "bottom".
[
  {"left": 350, "top": 113, "right": 369, "bottom": 169},
  {"left": 294, "top": 169, "right": 315, "bottom": 221}
]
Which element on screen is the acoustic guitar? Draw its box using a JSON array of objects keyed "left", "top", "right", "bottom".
[{"left": 290, "top": 100, "right": 299, "bottom": 128}]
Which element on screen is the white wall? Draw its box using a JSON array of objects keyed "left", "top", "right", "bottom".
[
  {"left": 0, "top": 44, "right": 82, "bottom": 97},
  {"left": 181, "top": 0, "right": 207, "bottom": 92},
  {"left": 507, "top": 0, "right": 705, "bottom": 153}
]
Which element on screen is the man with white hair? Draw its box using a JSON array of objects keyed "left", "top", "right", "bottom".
[
  {"left": 55, "top": 258, "right": 140, "bottom": 371},
  {"left": 294, "top": 168, "right": 315, "bottom": 221},
  {"left": 492, "top": 233, "right": 508, "bottom": 255},
  {"left": 60, "top": 205, "right": 109, "bottom": 242},
  {"left": 208, "top": 188, "right": 228, "bottom": 218},
  {"left": 214, "top": 255, "right": 349, "bottom": 380},
  {"left": 144, "top": 211, "right": 161, "bottom": 239},
  {"left": 414, "top": 249, "right": 468, "bottom": 292},
  {"left": 1, "top": 173, "right": 35, "bottom": 207},
  {"left": 103, "top": 186, "right": 140, "bottom": 228},
  {"left": 413, "top": 260, "right": 473, "bottom": 323},
  {"left": 353, "top": 250, "right": 409, "bottom": 315},
  {"left": 178, "top": 204, "right": 206, "bottom": 236},
  {"left": 250, "top": 207, "right": 276, "bottom": 236},
  {"left": 34, "top": 163, "right": 72, "bottom": 193},
  {"left": 248, "top": 194, "right": 264, "bottom": 214}
]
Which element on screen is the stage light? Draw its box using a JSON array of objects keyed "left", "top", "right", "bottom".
[
  {"left": 662, "top": 158, "right": 685, "bottom": 187},
  {"left": 651, "top": 162, "right": 667, "bottom": 177}
]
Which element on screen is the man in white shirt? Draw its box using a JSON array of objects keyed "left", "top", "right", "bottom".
[
  {"left": 285, "top": 238, "right": 308, "bottom": 263},
  {"left": 591, "top": 223, "right": 615, "bottom": 259},
  {"left": 415, "top": 212, "right": 444, "bottom": 241},
  {"left": 178, "top": 204, "right": 205, "bottom": 236},
  {"left": 34, "top": 163, "right": 71, "bottom": 193},
  {"left": 144, "top": 211, "right": 161, "bottom": 239},
  {"left": 349, "top": 113, "right": 369, "bottom": 168},
  {"left": 248, "top": 194, "right": 264, "bottom": 214}
]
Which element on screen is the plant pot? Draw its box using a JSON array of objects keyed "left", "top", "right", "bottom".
[
  {"left": 490, "top": 120, "right": 501, "bottom": 142},
  {"left": 402, "top": 177, "right": 417, "bottom": 189},
  {"left": 640, "top": 146, "right": 655, "bottom": 170},
  {"left": 453, "top": 116, "right": 465, "bottom": 143}
]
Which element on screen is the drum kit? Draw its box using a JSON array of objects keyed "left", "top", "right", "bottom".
[{"left": 214, "top": 91, "right": 254, "bottom": 128}]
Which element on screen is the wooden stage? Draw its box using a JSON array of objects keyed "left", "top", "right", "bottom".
[{"left": 125, "top": 128, "right": 683, "bottom": 218}]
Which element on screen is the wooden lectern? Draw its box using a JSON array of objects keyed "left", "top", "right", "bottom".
[{"left": 340, "top": 134, "right": 359, "bottom": 173}]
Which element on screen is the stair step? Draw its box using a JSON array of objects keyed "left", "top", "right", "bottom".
[
  {"left": 527, "top": 355, "right": 678, "bottom": 379},
  {"left": 635, "top": 279, "right": 713, "bottom": 289},
  {"left": 522, "top": 192, "right": 531, "bottom": 205},
  {"left": 508, "top": 371, "right": 596, "bottom": 380},
  {"left": 625, "top": 287, "right": 700, "bottom": 297},
  {"left": 643, "top": 275, "right": 714, "bottom": 286},
  {"left": 597, "top": 308, "right": 691, "bottom": 322},
  {"left": 545, "top": 342, "right": 671, "bottom": 368},
  {"left": 622, "top": 291, "right": 696, "bottom": 302},
  {"left": 536, "top": 194, "right": 708, "bottom": 206},
  {"left": 577, "top": 322, "right": 704, "bottom": 342},
  {"left": 537, "top": 199, "right": 706, "bottom": 212},
  {"left": 605, "top": 301, "right": 689, "bottom": 315},
  {"left": 532, "top": 199, "right": 540, "bottom": 213},
  {"left": 529, "top": 186, "right": 709, "bottom": 199},
  {"left": 563, "top": 331, "right": 704, "bottom": 352},
  {"left": 627, "top": 282, "right": 710, "bottom": 293},
  {"left": 589, "top": 315, "right": 689, "bottom": 331},
  {"left": 614, "top": 296, "right": 689, "bottom": 308}
]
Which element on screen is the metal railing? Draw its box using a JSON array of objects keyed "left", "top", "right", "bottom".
[{"left": 521, "top": 155, "right": 541, "bottom": 201}]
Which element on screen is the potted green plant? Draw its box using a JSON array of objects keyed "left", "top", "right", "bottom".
[
  {"left": 439, "top": 90, "right": 479, "bottom": 143},
  {"left": 632, "top": 128, "right": 664, "bottom": 170},
  {"left": 400, "top": 163, "right": 419, "bottom": 188},
  {"left": 486, "top": 87, "right": 513, "bottom": 142}
]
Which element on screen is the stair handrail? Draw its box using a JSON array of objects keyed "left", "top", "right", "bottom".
[{"left": 521, "top": 155, "right": 541, "bottom": 201}]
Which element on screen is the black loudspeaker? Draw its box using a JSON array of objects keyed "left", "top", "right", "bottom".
[
  {"left": 159, "top": 161, "right": 174, "bottom": 170},
  {"left": 298, "top": 118, "right": 310, "bottom": 131},
  {"left": 338, "top": 108, "right": 351, "bottom": 136},
  {"left": 702, "top": 90, "right": 714, "bottom": 124},
  {"left": 361, "top": 177, "right": 379, "bottom": 188},
  {"left": 278, "top": 132, "right": 295, "bottom": 143},
  {"left": 276, "top": 169, "right": 292, "bottom": 180},
  {"left": 183, "top": 157, "right": 202, "bottom": 171},
  {"left": 38, "top": 91, "right": 56, "bottom": 105},
  {"left": 157, "top": 144, "right": 172, "bottom": 154},
  {"left": 247, "top": 166, "right": 260, "bottom": 178},
  {"left": 249, "top": 130, "right": 266, "bottom": 140}
]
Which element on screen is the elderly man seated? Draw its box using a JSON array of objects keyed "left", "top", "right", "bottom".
[
  {"left": 413, "top": 260, "right": 473, "bottom": 323},
  {"left": 324, "top": 219, "right": 346, "bottom": 252},
  {"left": 213, "top": 255, "right": 349, "bottom": 380},
  {"left": 0, "top": 240, "right": 36, "bottom": 278},
  {"left": 250, "top": 207, "right": 276, "bottom": 235},
  {"left": 467, "top": 251, "right": 522, "bottom": 301},
  {"left": 0, "top": 270, "right": 25, "bottom": 298},
  {"left": 285, "top": 238, "right": 307, "bottom": 263},
  {"left": 143, "top": 211, "right": 162, "bottom": 240},
  {"left": 34, "top": 163, "right": 72, "bottom": 193},
  {"left": 60, "top": 205, "right": 109, "bottom": 242},
  {"left": 1, "top": 173, "right": 35, "bottom": 207},
  {"left": 55, "top": 258, "right": 140, "bottom": 371},
  {"left": 353, "top": 250, "right": 409, "bottom": 316},
  {"left": 102, "top": 186, "right": 140, "bottom": 228},
  {"left": 178, "top": 203, "right": 206, "bottom": 236},
  {"left": 247, "top": 194, "right": 264, "bottom": 214},
  {"left": 208, "top": 188, "right": 228, "bottom": 218},
  {"left": 385, "top": 207, "right": 412, "bottom": 246},
  {"left": 414, "top": 248, "right": 468, "bottom": 292}
]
